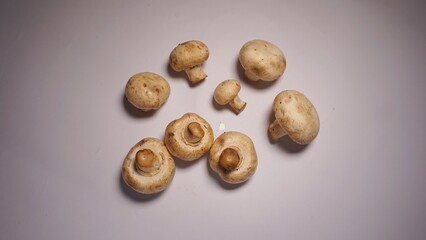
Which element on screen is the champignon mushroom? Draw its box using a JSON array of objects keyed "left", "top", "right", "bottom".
[
  {"left": 169, "top": 40, "right": 209, "bottom": 84},
  {"left": 164, "top": 113, "right": 214, "bottom": 161},
  {"left": 125, "top": 72, "right": 170, "bottom": 111},
  {"left": 268, "top": 90, "right": 320, "bottom": 144},
  {"left": 213, "top": 79, "right": 247, "bottom": 114},
  {"left": 122, "top": 138, "right": 175, "bottom": 194},
  {"left": 239, "top": 39, "right": 286, "bottom": 81},
  {"left": 209, "top": 131, "right": 257, "bottom": 184}
]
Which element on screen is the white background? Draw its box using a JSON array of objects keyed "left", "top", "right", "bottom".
[{"left": 1, "top": 0, "right": 426, "bottom": 239}]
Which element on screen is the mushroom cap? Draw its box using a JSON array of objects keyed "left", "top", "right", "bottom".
[
  {"left": 164, "top": 113, "right": 214, "bottom": 161},
  {"left": 125, "top": 72, "right": 171, "bottom": 111},
  {"left": 169, "top": 40, "right": 209, "bottom": 72},
  {"left": 122, "top": 138, "right": 176, "bottom": 194},
  {"left": 239, "top": 39, "right": 286, "bottom": 81},
  {"left": 213, "top": 79, "right": 241, "bottom": 105},
  {"left": 273, "top": 90, "right": 320, "bottom": 144},
  {"left": 209, "top": 131, "right": 257, "bottom": 184}
]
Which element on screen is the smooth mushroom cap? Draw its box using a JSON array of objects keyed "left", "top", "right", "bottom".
[
  {"left": 209, "top": 131, "right": 257, "bottom": 184},
  {"left": 270, "top": 90, "right": 320, "bottom": 144},
  {"left": 122, "top": 138, "right": 176, "bottom": 194},
  {"left": 164, "top": 113, "right": 214, "bottom": 161},
  {"left": 125, "top": 72, "right": 171, "bottom": 111},
  {"left": 239, "top": 39, "right": 286, "bottom": 81},
  {"left": 169, "top": 40, "right": 209, "bottom": 84},
  {"left": 213, "top": 80, "right": 247, "bottom": 114}
]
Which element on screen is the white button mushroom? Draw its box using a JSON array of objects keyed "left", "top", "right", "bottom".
[
  {"left": 213, "top": 79, "right": 247, "bottom": 114},
  {"left": 209, "top": 131, "right": 257, "bottom": 184},
  {"left": 125, "top": 72, "right": 171, "bottom": 111},
  {"left": 268, "top": 90, "right": 320, "bottom": 144},
  {"left": 122, "top": 138, "right": 176, "bottom": 194},
  {"left": 169, "top": 40, "right": 209, "bottom": 84},
  {"left": 239, "top": 39, "right": 286, "bottom": 81},
  {"left": 164, "top": 113, "right": 214, "bottom": 161}
]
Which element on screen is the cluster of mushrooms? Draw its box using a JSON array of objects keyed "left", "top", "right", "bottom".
[{"left": 122, "top": 40, "right": 320, "bottom": 194}]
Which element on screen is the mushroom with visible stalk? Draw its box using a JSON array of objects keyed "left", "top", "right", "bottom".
[
  {"left": 239, "top": 39, "right": 286, "bottom": 81},
  {"left": 268, "top": 90, "right": 320, "bottom": 144},
  {"left": 122, "top": 138, "right": 175, "bottom": 194},
  {"left": 169, "top": 40, "right": 209, "bottom": 84},
  {"left": 209, "top": 131, "right": 257, "bottom": 184},
  {"left": 164, "top": 113, "right": 214, "bottom": 161},
  {"left": 213, "top": 79, "right": 247, "bottom": 114},
  {"left": 125, "top": 72, "right": 170, "bottom": 111}
]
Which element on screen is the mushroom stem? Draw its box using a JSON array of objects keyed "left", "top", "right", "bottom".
[
  {"left": 229, "top": 95, "right": 247, "bottom": 114},
  {"left": 135, "top": 149, "right": 160, "bottom": 175},
  {"left": 268, "top": 119, "right": 287, "bottom": 140},
  {"left": 185, "top": 65, "right": 207, "bottom": 84},
  {"left": 184, "top": 122, "right": 205, "bottom": 144},
  {"left": 219, "top": 148, "right": 241, "bottom": 171}
]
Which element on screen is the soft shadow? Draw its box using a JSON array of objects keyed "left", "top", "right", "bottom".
[
  {"left": 118, "top": 167, "right": 165, "bottom": 202},
  {"left": 122, "top": 93, "right": 157, "bottom": 118},
  {"left": 165, "top": 61, "right": 204, "bottom": 88},
  {"left": 174, "top": 156, "right": 201, "bottom": 168},
  {"left": 266, "top": 109, "right": 309, "bottom": 154},
  {"left": 236, "top": 57, "right": 278, "bottom": 89},
  {"left": 206, "top": 157, "right": 248, "bottom": 190}
]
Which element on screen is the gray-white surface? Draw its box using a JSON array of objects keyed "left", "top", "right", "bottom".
[{"left": 1, "top": 0, "right": 426, "bottom": 239}]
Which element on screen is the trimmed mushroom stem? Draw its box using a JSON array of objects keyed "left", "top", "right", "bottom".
[
  {"left": 219, "top": 148, "right": 241, "bottom": 171},
  {"left": 184, "top": 122, "right": 205, "bottom": 144},
  {"left": 185, "top": 65, "right": 207, "bottom": 84},
  {"left": 135, "top": 149, "right": 160, "bottom": 175},
  {"left": 229, "top": 95, "right": 247, "bottom": 114},
  {"left": 268, "top": 119, "right": 287, "bottom": 140}
]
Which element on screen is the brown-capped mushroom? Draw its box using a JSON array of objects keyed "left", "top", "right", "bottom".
[
  {"left": 164, "top": 113, "right": 214, "bottom": 161},
  {"left": 239, "top": 39, "right": 286, "bottom": 81},
  {"left": 125, "top": 72, "right": 170, "bottom": 111},
  {"left": 209, "top": 131, "right": 257, "bottom": 184},
  {"left": 169, "top": 40, "right": 209, "bottom": 84},
  {"left": 268, "top": 90, "right": 320, "bottom": 144},
  {"left": 213, "top": 79, "right": 247, "bottom": 114},
  {"left": 122, "top": 138, "right": 175, "bottom": 194}
]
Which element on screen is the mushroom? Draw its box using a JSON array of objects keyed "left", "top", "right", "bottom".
[
  {"left": 209, "top": 131, "right": 257, "bottom": 184},
  {"left": 122, "top": 138, "right": 175, "bottom": 194},
  {"left": 169, "top": 40, "right": 209, "bottom": 84},
  {"left": 125, "top": 72, "right": 170, "bottom": 111},
  {"left": 268, "top": 90, "right": 320, "bottom": 144},
  {"left": 164, "top": 113, "right": 214, "bottom": 161},
  {"left": 213, "top": 79, "right": 247, "bottom": 114},
  {"left": 239, "top": 39, "right": 286, "bottom": 81}
]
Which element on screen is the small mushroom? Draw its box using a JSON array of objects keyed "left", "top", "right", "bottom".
[
  {"left": 169, "top": 40, "right": 209, "bottom": 84},
  {"left": 164, "top": 113, "right": 214, "bottom": 161},
  {"left": 239, "top": 39, "right": 286, "bottom": 81},
  {"left": 125, "top": 72, "right": 170, "bottom": 111},
  {"left": 122, "top": 138, "right": 175, "bottom": 194},
  {"left": 209, "top": 131, "right": 257, "bottom": 184},
  {"left": 213, "top": 79, "right": 247, "bottom": 114},
  {"left": 268, "top": 90, "right": 320, "bottom": 144}
]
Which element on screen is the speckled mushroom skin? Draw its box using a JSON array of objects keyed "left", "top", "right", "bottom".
[
  {"left": 213, "top": 79, "right": 247, "bottom": 114},
  {"left": 271, "top": 90, "right": 320, "bottom": 144},
  {"left": 209, "top": 131, "right": 257, "bottom": 184},
  {"left": 125, "top": 72, "right": 170, "bottom": 111},
  {"left": 164, "top": 113, "right": 214, "bottom": 161},
  {"left": 122, "top": 138, "right": 175, "bottom": 194},
  {"left": 239, "top": 39, "right": 286, "bottom": 81},
  {"left": 169, "top": 40, "right": 209, "bottom": 84}
]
